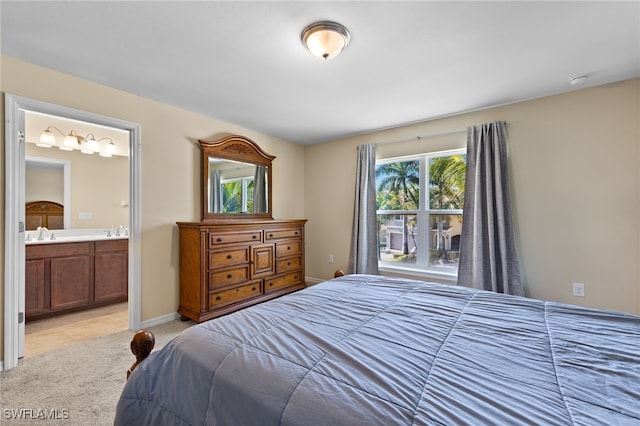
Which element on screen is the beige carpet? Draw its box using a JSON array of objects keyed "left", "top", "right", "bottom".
[{"left": 0, "top": 319, "right": 193, "bottom": 425}]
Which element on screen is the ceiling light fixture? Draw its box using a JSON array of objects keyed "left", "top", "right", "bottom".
[
  {"left": 38, "top": 126, "right": 117, "bottom": 157},
  {"left": 301, "top": 21, "right": 350, "bottom": 60}
]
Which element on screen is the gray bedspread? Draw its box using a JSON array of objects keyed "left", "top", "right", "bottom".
[{"left": 115, "top": 274, "right": 640, "bottom": 425}]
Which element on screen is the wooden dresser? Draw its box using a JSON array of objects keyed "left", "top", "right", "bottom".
[{"left": 177, "top": 219, "right": 307, "bottom": 323}]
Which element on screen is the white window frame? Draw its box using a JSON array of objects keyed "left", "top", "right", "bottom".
[{"left": 376, "top": 148, "right": 465, "bottom": 282}]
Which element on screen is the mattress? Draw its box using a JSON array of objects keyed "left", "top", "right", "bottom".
[{"left": 115, "top": 274, "right": 640, "bottom": 425}]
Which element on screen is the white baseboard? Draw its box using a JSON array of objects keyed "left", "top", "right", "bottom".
[
  {"left": 139, "top": 312, "right": 181, "bottom": 330},
  {"left": 305, "top": 276, "right": 326, "bottom": 286}
]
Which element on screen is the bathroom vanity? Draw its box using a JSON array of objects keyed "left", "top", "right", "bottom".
[{"left": 25, "top": 235, "right": 128, "bottom": 321}]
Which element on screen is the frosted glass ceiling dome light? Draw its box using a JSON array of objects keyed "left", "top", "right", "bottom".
[{"left": 302, "top": 21, "right": 350, "bottom": 60}]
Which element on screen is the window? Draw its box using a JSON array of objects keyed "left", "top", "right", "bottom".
[
  {"left": 221, "top": 177, "right": 255, "bottom": 213},
  {"left": 376, "top": 149, "right": 466, "bottom": 277}
]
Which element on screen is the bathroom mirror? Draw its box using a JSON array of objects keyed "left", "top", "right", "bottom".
[{"left": 199, "top": 135, "right": 275, "bottom": 220}]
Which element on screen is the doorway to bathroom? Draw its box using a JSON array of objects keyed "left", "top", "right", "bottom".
[
  {"left": 22, "top": 111, "right": 130, "bottom": 358},
  {"left": 4, "top": 94, "right": 141, "bottom": 370}
]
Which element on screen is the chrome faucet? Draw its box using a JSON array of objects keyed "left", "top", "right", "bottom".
[
  {"left": 116, "top": 225, "right": 124, "bottom": 237},
  {"left": 37, "top": 226, "right": 48, "bottom": 241}
]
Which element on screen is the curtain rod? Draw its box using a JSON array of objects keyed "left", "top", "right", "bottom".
[{"left": 375, "top": 127, "right": 467, "bottom": 146}]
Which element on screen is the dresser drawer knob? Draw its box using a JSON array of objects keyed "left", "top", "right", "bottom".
[
  {"left": 226, "top": 254, "right": 233, "bottom": 259},
  {"left": 287, "top": 246, "right": 291, "bottom": 250},
  {"left": 268, "top": 282, "right": 273, "bottom": 287},
  {"left": 227, "top": 274, "right": 233, "bottom": 279},
  {"left": 287, "top": 262, "right": 291, "bottom": 266},
  {"left": 268, "top": 233, "right": 273, "bottom": 237},
  {"left": 294, "top": 231, "right": 299, "bottom": 235},
  {"left": 252, "top": 287, "right": 256, "bottom": 291},
  {"left": 216, "top": 238, "right": 223, "bottom": 242},
  {"left": 216, "top": 296, "right": 222, "bottom": 301},
  {"left": 252, "top": 235, "right": 257, "bottom": 239}
]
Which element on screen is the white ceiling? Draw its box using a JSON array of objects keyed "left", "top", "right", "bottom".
[{"left": 2, "top": 1, "right": 639, "bottom": 145}]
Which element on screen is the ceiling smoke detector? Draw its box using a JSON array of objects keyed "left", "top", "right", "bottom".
[{"left": 569, "top": 75, "right": 588, "bottom": 86}]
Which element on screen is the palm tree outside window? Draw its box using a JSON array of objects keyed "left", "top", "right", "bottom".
[{"left": 375, "top": 149, "right": 466, "bottom": 276}]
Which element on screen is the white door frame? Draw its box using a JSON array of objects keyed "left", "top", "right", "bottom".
[{"left": 3, "top": 94, "right": 142, "bottom": 370}]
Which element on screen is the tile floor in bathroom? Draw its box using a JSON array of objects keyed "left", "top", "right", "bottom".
[{"left": 24, "top": 302, "right": 128, "bottom": 358}]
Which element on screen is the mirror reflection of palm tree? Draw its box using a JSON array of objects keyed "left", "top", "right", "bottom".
[
  {"left": 222, "top": 181, "right": 242, "bottom": 213},
  {"left": 376, "top": 161, "right": 419, "bottom": 255}
]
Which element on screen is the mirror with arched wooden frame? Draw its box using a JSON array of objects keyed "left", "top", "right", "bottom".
[{"left": 199, "top": 135, "right": 275, "bottom": 220}]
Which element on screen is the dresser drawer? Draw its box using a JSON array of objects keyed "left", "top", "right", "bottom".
[
  {"left": 209, "top": 247, "right": 249, "bottom": 268},
  {"left": 209, "top": 281, "right": 262, "bottom": 309},
  {"left": 209, "top": 231, "right": 261, "bottom": 247},
  {"left": 276, "top": 256, "right": 301, "bottom": 274},
  {"left": 265, "top": 228, "right": 302, "bottom": 240},
  {"left": 209, "top": 266, "right": 249, "bottom": 288},
  {"left": 265, "top": 271, "right": 302, "bottom": 293},
  {"left": 275, "top": 241, "right": 301, "bottom": 257}
]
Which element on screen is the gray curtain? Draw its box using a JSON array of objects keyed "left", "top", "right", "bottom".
[
  {"left": 253, "top": 165, "right": 267, "bottom": 213},
  {"left": 348, "top": 144, "right": 380, "bottom": 275},
  {"left": 457, "top": 121, "right": 523, "bottom": 296},
  {"left": 211, "top": 170, "right": 222, "bottom": 213}
]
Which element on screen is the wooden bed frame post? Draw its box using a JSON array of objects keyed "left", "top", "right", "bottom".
[{"left": 127, "top": 330, "right": 155, "bottom": 379}]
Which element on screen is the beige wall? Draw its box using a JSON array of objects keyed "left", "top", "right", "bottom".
[
  {"left": 25, "top": 162, "right": 64, "bottom": 205},
  {"left": 305, "top": 78, "right": 640, "bottom": 315},
  {"left": 0, "top": 57, "right": 306, "bottom": 362},
  {"left": 2, "top": 56, "right": 638, "bottom": 367},
  {"left": 26, "top": 144, "right": 130, "bottom": 229}
]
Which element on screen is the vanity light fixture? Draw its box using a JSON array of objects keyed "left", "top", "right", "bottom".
[
  {"left": 37, "top": 127, "right": 58, "bottom": 147},
  {"left": 81, "top": 133, "right": 101, "bottom": 154},
  {"left": 99, "top": 140, "right": 118, "bottom": 157},
  {"left": 38, "top": 126, "right": 117, "bottom": 157},
  {"left": 301, "top": 21, "right": 350, "bottom": 60}
]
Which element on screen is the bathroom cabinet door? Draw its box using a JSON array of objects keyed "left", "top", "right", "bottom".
[
  {"left": 25, "top": 259, "right": 46, "bottom": 317},
  {"left": 95, "top": 250, "right": 128, "bottom": 302},
  {"left": 50, "top": 256, "right": 91, "bottom": 311}
]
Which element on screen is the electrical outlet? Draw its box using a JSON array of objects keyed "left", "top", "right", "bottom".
[
  {"left": 572, "top": 282, "right": 585, "bottom": 297},
  {"left": 328, "top": 254, "right": 334, "bottom": 264}
]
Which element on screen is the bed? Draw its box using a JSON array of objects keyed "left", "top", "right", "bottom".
[{"left": 115, "top": 273, "right": 640, "bottom": 425}]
